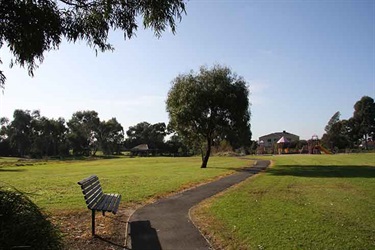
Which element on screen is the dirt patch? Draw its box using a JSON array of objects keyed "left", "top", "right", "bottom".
[{"left": 51, "top": 204, "right": 140, "bottom": 249}]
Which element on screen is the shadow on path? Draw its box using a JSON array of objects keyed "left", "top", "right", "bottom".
[{"left": 129, "top": 221, "right": 162, "bottom": 250}]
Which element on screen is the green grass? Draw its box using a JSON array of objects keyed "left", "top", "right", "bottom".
[
  {"left": 0, "top": 157, "right": 19, "bottom": 163},
  {"left": 193, "top": 154, "right": 375, "bottom": 250},
  {"left": 0, "top": 156, "right": 252, "bottom": 211}
]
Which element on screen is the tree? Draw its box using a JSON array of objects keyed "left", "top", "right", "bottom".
[
  {"left": 0, "top": 0, "right": 186, "bottom": 88},
  {"left": 125, "top": 121, "right": 166, "bottom": 149},
  {"left": 6, "top": 110, "right": 36, "bottom": 156},
  {"left": 30, "top": 116, "right": 68, "bottom": 157},
  {"left": 322, "top": 111, "right": 351, "bottom": 150},
  {"left": 67, "top": 110, "right": 100, "bottom": 156},
  {"left": 0, "top": 117, "right": 14, "bottom": 156},
  {"left": 166, "top": 65, "right": 251, "bottom": 168},
  {"left": 324, "top": 111, "right": 341, "bottom": 133},
  {"left": 164, "top": 131, "right": 190, "bottom": 156},
  {"left": 97, "top": 118, "right": 124, "bottom": 155},
  {"left": 352, "top": 96, "right": 375, "bottom": 149}
]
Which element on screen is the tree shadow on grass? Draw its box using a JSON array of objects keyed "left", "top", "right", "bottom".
[
  {"left": 0, "top": 168, "right": 26, "bottom": 172},
  {"left": 267, "top": 165, "right": 375, "bottom": 178}
]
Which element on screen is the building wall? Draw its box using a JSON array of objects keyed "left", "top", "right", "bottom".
[{"left": 259, "top": 131, "right": 300, "bottom": 148}]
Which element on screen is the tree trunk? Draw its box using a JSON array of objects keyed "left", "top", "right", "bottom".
[{"left": 201, "top": 138, "right": 212, "bottom": 168}]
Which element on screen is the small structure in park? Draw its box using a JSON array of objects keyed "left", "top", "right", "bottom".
[
  {"left": 277, "top": 136, "right": 289, "bottom": 154},
  {"left": 130, "top": 144, "right": 151, "bottom": 156},
  {"left": 258, "top": 130, "right": 299, "bottom": 154},
  {"left": 308, "top": 134, "right": 332, "bottom": 154}
]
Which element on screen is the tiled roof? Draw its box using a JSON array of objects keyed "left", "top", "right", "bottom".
[
  {"left": 259, "top": 131, "right": 299, "bottom": 138},
  {"left": 131, "top": 144, "right": 149, "bottom": 151}
]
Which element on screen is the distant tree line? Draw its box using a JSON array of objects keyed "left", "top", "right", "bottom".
[
  {"left": 0, "top": 110, "right": 123, "bottom": 157},
  {"left": 0, "top": 110, "right": 194, "bottom": 158},
  {"left": 321, "top": 96, "right": 375, "bottom": 151}
]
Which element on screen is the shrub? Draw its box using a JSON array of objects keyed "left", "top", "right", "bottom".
[{"left": 0, "top": 186, "right": 63, "bottom": 249}]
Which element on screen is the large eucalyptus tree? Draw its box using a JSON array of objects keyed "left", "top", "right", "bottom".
[{"left": 166, "top": 65, "right": 251, "bottom": 168}]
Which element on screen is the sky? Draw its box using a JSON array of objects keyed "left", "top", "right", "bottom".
[{"left": 0, "top": 0, "right": 374, "bottom": 140}]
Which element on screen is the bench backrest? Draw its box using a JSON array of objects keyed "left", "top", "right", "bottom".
[{"left": 77, "top": 175, "right": 104, "bottom": 210}]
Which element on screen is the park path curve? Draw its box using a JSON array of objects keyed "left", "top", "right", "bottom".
[{"left": 126, "top": 160, "right": 270, "bottom": 250}]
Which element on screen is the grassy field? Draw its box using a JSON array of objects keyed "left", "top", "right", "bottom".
[
  {"left": 193, "top": 154, "right": 375, "bottom": 250},
  {"left": 0, "top": 156, "right": 253, "bottom": 211}
]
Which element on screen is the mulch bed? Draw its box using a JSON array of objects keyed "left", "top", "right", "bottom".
[{"left": 51, "top": 204, "right": 139, "bottom": 250}]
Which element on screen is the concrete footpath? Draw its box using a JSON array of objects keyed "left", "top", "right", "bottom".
[{"left": 126, "top": 160, "right": 270, "bottom": 250}]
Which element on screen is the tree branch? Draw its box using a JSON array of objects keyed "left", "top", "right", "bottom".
[{"left": 58, "top": 0, "right": 95, "bottom": 8}]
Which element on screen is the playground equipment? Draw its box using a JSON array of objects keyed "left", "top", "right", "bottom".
[
  {"left": 308, "top": 134, "right": 332, "bottom": 154},
  {"left": 317, "top": 145, "right": 332, "bottom": 154}
]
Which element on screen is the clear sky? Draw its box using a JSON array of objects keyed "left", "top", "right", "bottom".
[{"left": 0, "top": 0, "right": 374, "bottom": 140}]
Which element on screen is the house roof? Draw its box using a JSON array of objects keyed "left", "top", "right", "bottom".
[
  {"left": 259, "top": 131, "right": 299, "bottom": 140},
  {"left": 277, "top": 136, "right": 289, "bottom": 144},
  {"left": 259, "top": 131, "right": 299, "bottom": 139},
  {"left": 131, "top": 144, "right": 149, "bottom": 151}
]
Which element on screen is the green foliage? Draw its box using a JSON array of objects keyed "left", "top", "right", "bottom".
[
  {"left": 164, "top": 133, "right": 190, "bottom": 156},
  {"left": 1, "top": 110, "right": 70, "bottom": 157},
  {"left": 125, "top": 121, "right": 166, "bottom": 149},
  {"left": 353, "top": 96, "right": 375, "bottom": 147},
  {"left": 6, "top": 110, "right": 34, "bottom": 156},
  {"left": 1, "top": 109, "right": 125, "bottom": 158},
  {"left": 324, "top": 111, "right": 340, "bottom": 133},
  {"left": 322, "top": 96, "right": 375, "bottom": 150},
  {"left": 166, "top": 65, "right": 251, "bottom": 168},
  {"left": 67, "top": 110, "right": 100, "bottom": 156},
  {"left": 0, "top": 0, "right": 186, "bottom": 87},
  {"left": 97, "top": 117, "right": 124, "bottom": 155},
  {"left": 194, "top": 154, "right": 375, "bottom": 249},
  {"left": 0, "top": 186, "right": 63, "bottom": 249}
]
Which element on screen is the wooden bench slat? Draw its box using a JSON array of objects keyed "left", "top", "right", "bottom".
[
  {"left": 81, "top": 179, "right": 101, "bottom": 193},
  {"left": 112, "top": 195, "right": 121, "bottom": 214},
  {"left": 94, "top": 194, "right": 120, "bottom": 213},
  {"left": 83, "top": 181, "right": 102, "bottom": 199},
  {"left": 107, "top": 194, "right": 120, "bottom": 212},
  {"left": 78, "top": 175, "right": 99, "bottom": 188},
  {"left": 106, "top": 194, "right": 117, "bottom": 212},
  {"left": 93, "top": 194, "right": 111, "bottom": 211},
  {"left": 86, "top": 190, "right": 103, "bottom": 209},
  {"left": 100, "top": 194, "right": 115, "bottom": 211},
  {"left": 107, "top": 194, "right": 121, "bottom": 214}
]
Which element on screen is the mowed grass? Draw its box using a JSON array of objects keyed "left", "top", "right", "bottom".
[
  {"left": 0, "top": 156, "right": 252, "bottom": 211},
  {"left": 193, "top": 154, "right": 375, "bottom": 250}
]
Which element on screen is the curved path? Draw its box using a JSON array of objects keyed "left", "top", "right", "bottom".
[{"left": 126, "top": 160, "right": 270, "bottom": 250}]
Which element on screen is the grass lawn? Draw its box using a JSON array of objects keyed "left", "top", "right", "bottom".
[
  {"left": 0, "top": 156, "right": 253, "bottom": 211},
  {"left": 193, "top": 154, "right": 375, "bottom": 250}
]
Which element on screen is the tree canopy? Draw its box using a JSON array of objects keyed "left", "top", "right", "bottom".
[
  {"left": 0, "top": 109, "right": 188, "bottom": 157},
  {"left": 0, "top": 0, "right": 186, "bottom": 88},
  {"left": 353, "top": 96, "right": 375, "bottom": 144},
  {"left": 125, "top": 121, "right": 166, "bottom": 149},
  {"left": 321, "top": 96, "right": 375, "bottom": 150},
  {"left": 0, "top": 109, "right": 125, "bottom": 157},
  {"left": 166, "top": 65, "right": 251, "bottom": 168}
]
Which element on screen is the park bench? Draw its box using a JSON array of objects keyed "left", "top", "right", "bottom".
[{"left": 78, "top": 175, "right": 121, "bottom": 236}]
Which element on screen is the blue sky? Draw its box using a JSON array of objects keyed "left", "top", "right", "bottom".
[{"left": 0, "top": 0, "right": 374, "bottom": 140}]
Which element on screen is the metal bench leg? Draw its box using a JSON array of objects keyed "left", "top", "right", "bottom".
[{"left": 92, "top": 210, "right": 96, "bottom": 236}]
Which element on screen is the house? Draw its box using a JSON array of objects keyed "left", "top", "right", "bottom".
[
  {"left": 259, "top": 131, "right": 300, "bottom": 148},
  {"left": 130, "top": 144, "right": 150, "bottom": 156}
]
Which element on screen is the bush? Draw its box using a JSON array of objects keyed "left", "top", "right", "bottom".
[{"left": 0, "top": 186, "right": 63, "bottom": 249}]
